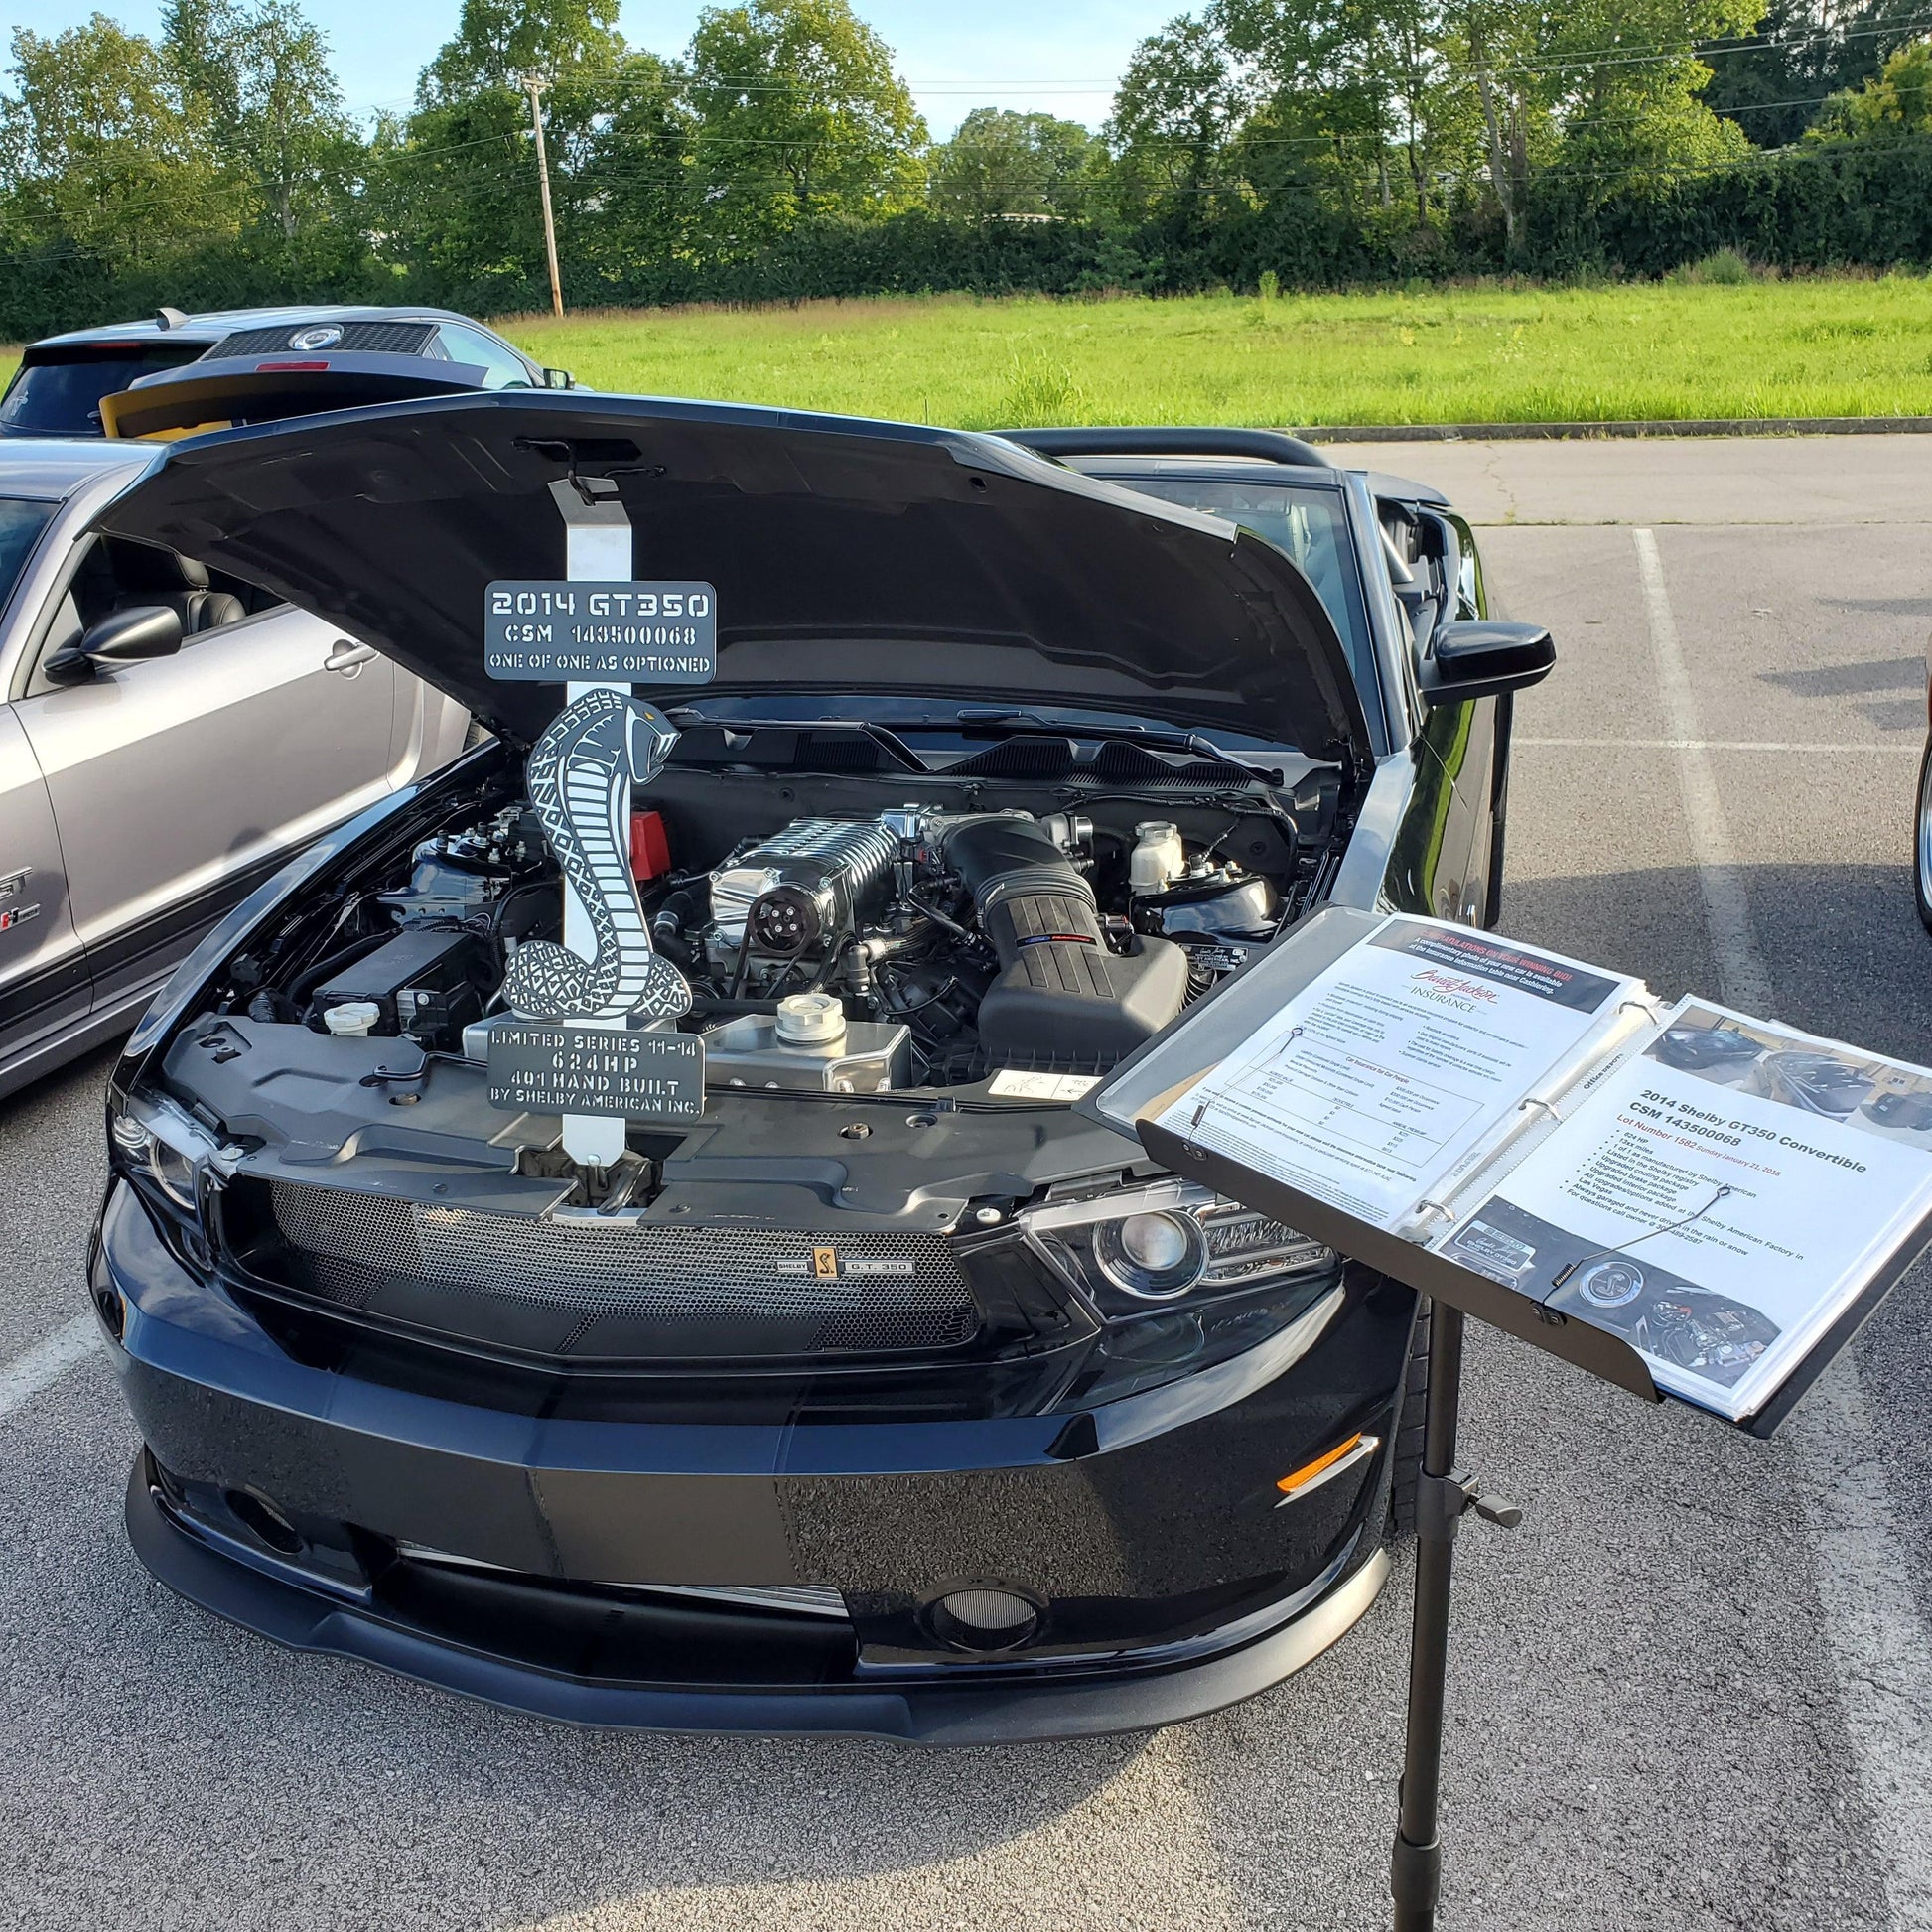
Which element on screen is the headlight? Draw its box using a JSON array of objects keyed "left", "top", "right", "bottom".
[
  {"left": 1024, "top": 1180, "right": 1334, "bottom": 1316},
  {"left": 109, "top": 1091, "right": 220, "bottom": 1219},
  {"left": 1093, "top": 1211, "right": 1207, "bottom": 1299}
]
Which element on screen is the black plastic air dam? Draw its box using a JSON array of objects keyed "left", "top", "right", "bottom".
[{"left": 939, "top": 817, "right": 1188, "bottom": 1068}]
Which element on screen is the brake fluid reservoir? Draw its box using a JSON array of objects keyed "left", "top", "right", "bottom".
[{"left": 1129, "top": 822, "right": 1185, "bottom": 896}]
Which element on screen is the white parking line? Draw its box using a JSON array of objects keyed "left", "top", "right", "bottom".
[
  {"left": 0, "top": 1313, "right": 100, "bottom": 1423},
  {"left": 1634, "top": 525, "right": 1932, "bottom": 1930},
  {"left": 1520, "top": 736, "right": 1919, "bottom": 755}
]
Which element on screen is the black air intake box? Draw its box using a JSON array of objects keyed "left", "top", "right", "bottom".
[{"left": 941, "top": 816, "right": 1189, "bottom": 1068}]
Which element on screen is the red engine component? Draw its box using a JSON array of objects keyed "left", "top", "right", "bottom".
[{"left": 630, "top": 809, "right": 672, "bottom": 882}]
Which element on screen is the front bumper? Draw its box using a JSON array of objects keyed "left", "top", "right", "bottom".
[
  {"left": 95, "top": 1180, "right": 1408, "bottom": 1743},
  {"left": 128, "top": 1454, "right": 1389, "bottom": 1743}
]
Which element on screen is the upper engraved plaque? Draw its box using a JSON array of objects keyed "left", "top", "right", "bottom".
[{"left": 484, "top": 580, "right": 717, "bottom": 683}]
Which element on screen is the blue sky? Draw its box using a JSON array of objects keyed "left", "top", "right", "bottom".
[{"left": 0, "top": 2, "right": 1174, "bottom": 135}]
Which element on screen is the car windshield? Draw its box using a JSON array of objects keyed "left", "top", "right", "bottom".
[
  {"left": 0, "top": 498, "right": 56, "bottom": 606},
  {"left": 0, "top": 347, "right": 204, "bottom": 436},
  {"left": 1111, "top": 476, "right": 1372, "bottom": 684}
]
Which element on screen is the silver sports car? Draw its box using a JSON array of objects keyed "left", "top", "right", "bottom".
[{"left": 0, "top": 438, "right": 469, "bottom": 1097}]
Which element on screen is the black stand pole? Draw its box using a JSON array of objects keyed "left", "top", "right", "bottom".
[{"left": 1390, "top": 1302, "right": 1519, "bottom": 1932}]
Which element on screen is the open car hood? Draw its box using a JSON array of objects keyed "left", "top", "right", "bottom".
[{"left": 92, "top": 392, "right": 1371, "bottom": 763}]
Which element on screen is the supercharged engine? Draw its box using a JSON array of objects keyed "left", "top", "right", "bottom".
[
  {"left": 653, "top": 806, "right": 1274, "bottom": 1087},
  {"left": 261, "top": 789, "right": 1288, "bottom": 1098}
]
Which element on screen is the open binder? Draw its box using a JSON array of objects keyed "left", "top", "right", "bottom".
[{"left": 1087, "top": 906, "right": 1932, "bottom": 1436}]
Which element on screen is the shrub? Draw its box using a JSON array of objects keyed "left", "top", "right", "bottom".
[{"left": 1668, "top": 246, "right": 1758, "bottom": 284}]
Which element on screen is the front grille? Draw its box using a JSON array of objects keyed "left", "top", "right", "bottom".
[
  {"left": 263, "top": 1180, "right": 978, "bottom": 1358},
  {"left": 207, "top": 321, "right": 438, "bottom": 358}
]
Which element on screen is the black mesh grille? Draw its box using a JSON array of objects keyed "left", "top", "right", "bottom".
[
  {"left": 208, "top": 321, "right": 438, "bottom": 358},
  {"left": 263, "top": 1180, "right": 978, "bottom": 1357},
  {"left": 947, "top": 739, "right": 1077, "bottom": 779}
]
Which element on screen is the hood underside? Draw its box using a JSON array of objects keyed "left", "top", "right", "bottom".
[{"left": 93, "top": 391, "right": 1370, "bottom": 762}]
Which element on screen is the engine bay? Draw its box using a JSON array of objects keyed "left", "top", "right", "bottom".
[{"left": 213, "top": 750, "right": 1339, "bottom": 1101}]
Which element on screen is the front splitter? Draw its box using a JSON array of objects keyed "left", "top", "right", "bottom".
[{"left": 126, "top": 1455, "right": 1391, "bottom": 1746}]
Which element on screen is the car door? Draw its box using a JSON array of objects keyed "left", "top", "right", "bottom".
[
  {"left": 13, "top": 537, "right": 401, "bottom": 1007},
  {"left": 0, "top": 705, "right": 89, "bottom": 1073}
]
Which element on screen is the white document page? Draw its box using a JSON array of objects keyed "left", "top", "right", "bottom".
[
  {"left": 1155, "top": 916, "right": 1642, "bottom": 1230},
  {"left": 1435, "top": 999, "right": 1932, "bottom": 1419}
]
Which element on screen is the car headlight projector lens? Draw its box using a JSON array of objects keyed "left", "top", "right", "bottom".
[
  {"left": 1093, "top": 1210, "right": 1208, "bottom": 1300},
  {"left": 1021, "top": 1180, "right": 1334, "bottom": 1315},
  {"left": 110, "top": 1094, "right": 217, "bottom": 1216}
]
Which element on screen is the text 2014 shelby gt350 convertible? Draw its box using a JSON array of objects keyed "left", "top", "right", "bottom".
[{"left": 89, "top": 395, "right": 1554, "bottom": 1742}]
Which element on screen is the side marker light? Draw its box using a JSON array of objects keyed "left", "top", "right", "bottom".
[{"left": 1276, "top": 1432, "right": 1380, "bottom": 1505}]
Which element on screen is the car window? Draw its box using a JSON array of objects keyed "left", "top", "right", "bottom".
[
  {"left": 435, "top": 325, "right": 535, "bottom": 390},
  {"left": 22, "top": 535, "right": 269, "bottom": 696},
  {"left": 0, "top": 347, "right": 205, "bottom": 436},
  {"left": 1110, "top": 477, "right": 1373, "bottom": 687},
  {"left": 0, "top": 497, "right": 56, "bottom": 609}
]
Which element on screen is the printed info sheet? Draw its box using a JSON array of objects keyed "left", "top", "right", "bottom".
[
  {"left": 1438, "top": 999, "right": 1932, "bottom": 1419},
  {"left": 1157, "top": 917, "right": 1638, "bottom": 1228}
]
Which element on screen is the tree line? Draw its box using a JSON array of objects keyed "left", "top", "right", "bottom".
[{"left": 2, "top": 0, "right": 1928, "bottom": 339}]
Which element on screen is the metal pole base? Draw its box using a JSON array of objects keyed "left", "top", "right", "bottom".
[
  {"left": 1387, "top": 1303, "right": 1520, "bottom": 1932},
  {"left": 1391, "top": 1819, "right": 1442, "bottom": 1931}
]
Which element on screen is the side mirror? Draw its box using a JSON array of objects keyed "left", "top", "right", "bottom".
[
  {"left": 1421, "top": 620, "right": 1556, "bottom": 707},
  {"left": 542, "top": 366, "right": 575, "bottom": 390},
  {"left": 43, "top": 604, "right": 185, "bottom": 685}
]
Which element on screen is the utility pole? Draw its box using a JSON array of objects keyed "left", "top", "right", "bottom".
[{"left": 521, "top": 71, "right": 564, "bottom": 319}]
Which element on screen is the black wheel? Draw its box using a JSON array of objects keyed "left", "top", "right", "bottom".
[
  {"left": 1389, "top": 1297, "right": 1431, "bottom": 1539},
  {"left": 1915, "top": 736, "right": 1932, "bottom": 935}
]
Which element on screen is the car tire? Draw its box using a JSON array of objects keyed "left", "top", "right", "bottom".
[
  {"left": 1389, "top": 1297, "right": 1431, "bottom": 1539},
  {"left": 1915, "top": 736, "right": 1932, "bottom": 934}
]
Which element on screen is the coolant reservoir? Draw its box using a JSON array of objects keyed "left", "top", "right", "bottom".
[
  {"left": 1129, "top": 821, "right": 1185, "bottom": 895},
  {"left": 774, "top": 991, "right": 848, "bottom": 1046}
]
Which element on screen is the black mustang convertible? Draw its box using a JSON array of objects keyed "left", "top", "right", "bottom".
[{"left": 88, "top": 394, "right": 1553, "bottom": 1742}]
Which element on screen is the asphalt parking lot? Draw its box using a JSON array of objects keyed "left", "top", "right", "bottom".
[{"left": 3, "top": 432, "right": 1930, "bottom": 1932}]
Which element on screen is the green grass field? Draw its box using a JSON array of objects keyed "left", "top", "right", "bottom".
[
  {"left": 5, "top": 274, "right": 1929, "bottom": 427},
  {"left": 493, "top": 277, "right": 1932, "bottom": 428}
]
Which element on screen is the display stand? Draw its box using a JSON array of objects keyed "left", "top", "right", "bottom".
[
  {"left": 549, "top": 477, "right": 638, "bottom": 1170},
  {"left": 1089, "top": 903, "right": 1932, "bottom": 1930},
  {"left": 1135, "top": 1096, "right": 1656, "bottom": 1932}
]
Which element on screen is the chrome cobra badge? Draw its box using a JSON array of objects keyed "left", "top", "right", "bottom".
[{"left": 502, "top": 688, "right": 688, "bottom": 1026}]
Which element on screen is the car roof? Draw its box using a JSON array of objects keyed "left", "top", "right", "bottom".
[
  {"left": 0, "top": 438, "right": 156, "bottom": 499},
  {"left": 30, "top": 305, "right": 482, "bottom": 351}
]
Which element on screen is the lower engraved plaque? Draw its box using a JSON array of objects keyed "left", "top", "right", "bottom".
[{"left": 486, "top": 1023, "right": 705, "bottom": 1122}]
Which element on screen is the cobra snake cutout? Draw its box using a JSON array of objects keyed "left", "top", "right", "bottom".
[{"left": 502, "top": 687, "right": 691, "bottom": 1025}]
